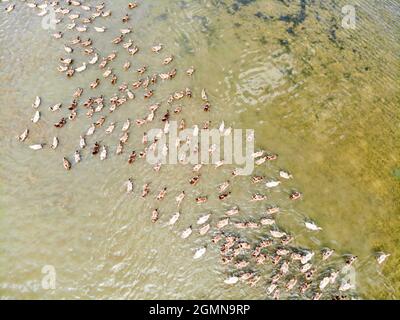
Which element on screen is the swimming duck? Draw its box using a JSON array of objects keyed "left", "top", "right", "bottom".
[
  {"left": 226, "top": 206, "right": 239, "bottom": 216},
  {"left": 156, "top": 188, "right": 167, "bottom": 200},
  {"left": 193, "top": 247, "right": 206, "bottom": 259},
  {"left": 305, "top": 221, "right": 322, "bottom": 231},
  {"left": 345, "top": 255, "right": 358, "bottom": 266},
  {"left": 197, "top": 213, "right": 211, "bottom": 225},
  {"left": 120, "top": 132, "right": 129, "bottom": 144},
  {"left": 88, "top": 54, "right": 98, "bottom": 64},
  {"left": 151, "top": 43, "right": 163, "bottom": 53},
  {"left": 339, "top": 280, "right": 354, "bottom": 292},
  {"left": 199, "top": 224, "right": 210, "bottom": 235},
  {"left": 186, "top": 66, "right": 195, "bottom": 76},
  {"left": 322, "top": 248, "right": 335, "bottom": 260},
  {"left": 289, "top": 191, "right": 302, "bottom": 200},
  {"left": 66, "top": 68, "right": 75, "bottom": 77},
  {"left": 49, "top": 103, "right": 62, "bottom": 112},
  {"left": 5, "top": 4, "right": 15, "bottom": 13},
  {"left": 279, "top": 170, "right": 293, "bottom": 179},
  {"left": 29, "top": 144, "right": 44, "bottom": 151},
  {"left": 128, "top": 151, "right": 136, "bottom": 164},
  {"left": 31, "top": 111, "right": 40, "bottom": 123},
  {"left": 54, "top": 117, "right": 67, "bottom": 128},
  {"left": 92, "top": 142, "right": 100, "bottom": 155},
  {"left": 121, "top": 28, "right": 132, "bottom": 34},
  {"left": 122, "top": 14, "right": 130, "bottom": 23},
  {"left": 217, "top": 218, "right": 229, "bottom": 229},
  {"left": 151, "top": 209, "right": 159, "bottom": 223},
  {"left": 122, "top": 119, "right": 130, "bottom": 132},
  {"left": 176, "top": 191, "right": 185, "bottom": 206},
  {"left": 128, "top": 46, "right": 139, "bottom": 55},
  {"left": 100, "top": 146, "right": 107, "bottom": 160},
  {"left": 32, "top": 96, "right": 41, "bottom": 109},
  {"left": 17, "top": 129, "right": 29, "bottom": 142},
  {"left": 142, "top": 183, "right": 150, "bottom": 198},
  {"left": 224, "top": 277, "right": 239, "bottom": 285},
  {"left": 86, "top": 124, "right": 96, "bottom": 136},
  {"left": 218, "top": 181, "right": 230, "bottom": 193},
  {"left": 196, "top": 196, "right": 208, "bottom": 204},
  {"left": 63, "top": 157, "right": 71, "bottom": 170},
  {"left": 181, "top": 226, "right": 192, "bottom": 239},
  {"left": 201, "top": 88, "right": 208, "bottom": 101},
  {"left": 270, "top": 230, "right": 286, "bottom": 238},
  {"left": 266, "top": 180, "right": 281, "bottom": 188},
  {"left": 75, "top": 62, "right": 87, "bottom": 73},
  {"left": 377, "top": 252, "right": 390, "bottom": 265},
  {"left": 163, "top": 55, "right": 173, "bottom": 65},
  {"left": 94, "top": 26, "right": 106, "bottom": 33},
  {"left": 251, "top": 194, "right": 266, "bottom": 201},
  {"left": 90, "top": 79, "right": 100, "bottom": 89},
  {"left": 319, "top": 277, "right": 331, "bottom": 290},
  {"left": 128, "top": 2, "right": 138, "bottom": 9}
]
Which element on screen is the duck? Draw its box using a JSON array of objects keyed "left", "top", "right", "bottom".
[
  {"left": 75, "top": 62, "right": 87, "bottom": 73},
  {"left": 90, "top": 79, "right": 100, "bottom": 89},
  {"left": 120, "top": 132, "right": 129, "bottom": 144},
  {"left": 270, "top": 230, "right": 286, "bottom": 238},
  {"left": 17, "top": 129, "right": 29, "bottom": 142},
  {"left": 31, "top": 111, "right": 40, "bottom": 123},
  {"left": 49, "top": 103, "right": 62, "bottom": 112},
  {"left": 86, "top": 124, "right": 96, "bottom": 136},
  {"left": 289, "top": 191, "right": 302, "bottom": 200},
  {"left": 305, "top": 221, "right": 322, "bottom": 231},
  {"left": 176, "top": 191, "right": 185, "bottom": 206},
  {"left": 123, "top": 61, "right": 131, "bottom": 70},
  {"left": 339, "top": 280, "right": 354, "bottom": 292},
  {"left": 128, "top": 46, "right": 139, "bottom": 55},
  {"left": 193, "top": 247, "right": 206, "bottom": 259},
  {"left": 251, "top": 194, "right": 266, "bottom": 201},
  {"left": 322, "top": 248, "right": 335, "bottom": 260},
  {"left": 94, "top": 26, "right": 106, "bottom": 33},
  {"left": 217, "top": 218, "right": 229, "bottom": 229},
  {"left": 151, "top": 43, "right": 163, "bottom": 53},
  {"left": 141, "top": 183, "right": 150, "bottom": 198},
  {"left": 279, "top": 170, "right": 293, "bottom": 179},
  {"left": 168, "top": 212, "right": 180, "bottom": 225},
  {"left": 189, "top": 175, "right": 200, "bottom": 186},
  {"left": 156, "top": 188, "right": 167, "bottom": 200},
  {"left": 151, "top": 209, "right": 159, "bottom": 223},
  {"left": 181, "top": 226, "right": 192, "bottom": 239},
  {"left": 76, "top": 25, "right": 87, "bottom": 32},
  {"left": 345, "top": 255, "right": 358, "bottom": 266},
  {"left": 196, "top": 196, "right": 208, "bottom": 204},
  {"left": 105, "top": 122, "right": 116, "bottom": 134},
  {"left": 219, "top": 192, "right": 231, "bottom": 200},
  {"left": 66, "top": 68, "right": 75, "bottom": 77},
  {"left": 32, "top": 96, "right": 41, "bottom": 109},
  {"left": 122, "top": 14, "right": 130, "bottom": 23},
  {"left": 51, "top": 137, "right": 59, "bottom": 150},
  {"left": 285, "top": 278, "right": 297, "bottom": 291},
  {"left": 224, "top": 276, "right": 239, "bottom": 285},
  {"left": 197, "top": 213, "right": 211, "bottom": 225},
  {"left": 199, "top": 224, "right": 210, "bottom": 235},
  {"left": 128, "top": 151, "right": 136, "bottom": 164},
  {"left": 122, "top": 119, "right": 130, "bottom": 132},
  {"left": 121, "top": 28, "right": 132, "bottom": 34},
  {"left": 319, "top": 277, "right": 331, "bottom": 290},
  {"left": 128, "top": 2, "right": 139, "bottom": 9},
  {"left": 266, "top": 180, "right": 281, "bottom": 188},
  {"left": 260, "top": 218, "right": 275, "bottom": 226},
  {"left": 54, "top": 117, "right": 67, "bottom": 128},
  {"left": 29, "top": 144, "right": 44, "bottom": 151},
  {"left": 163, "top": 55, "right": 173, "bottom": 65},
  {"left": 92, "top": 142, "right": 100, "bottom": 155},
  {"left": 186, "top": 66, "right": 195, "bottom": 76},
  {"left": 79, "top": 136, "right": 86, "bottom": 149},
  {"left": 63, "top": 157, "right": 71, "bottom": 170},
  {"left": 226, "top": 206, "right": 239, "bottom": 216},
  {"left": 201, "top": 88, "right": 208, "bottom": 101},
  {"left": 377, "top": 252, "right": 390, "bottom": 265},
  {"left": 116, "top": 142, "right": 124, "bottom": 155},
  {"left": 5, "top": 4, "right": 15, "bottom": 13},
  {"left": 218, "top": 181, "right": 230, "bottom": 193},
  {"left": 100, "top": 146, "right": 107, "bottom": 160},
  {"left": 74, "top": 150, "right": 81, "bottom": 164},
  {"left": 88, "top": 54, "right": 98, "bottom": 65},
  {"left": 137, "top": 66, "right": 147, "bottom": 74}
]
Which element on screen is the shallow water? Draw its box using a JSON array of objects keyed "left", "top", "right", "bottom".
[{"left": 0, "top": 0, "right": 399, "bottom": 299}]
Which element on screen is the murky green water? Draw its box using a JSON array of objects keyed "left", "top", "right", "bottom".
[{"left": 0, "top": 0, "right": 399, "bottom": 299}]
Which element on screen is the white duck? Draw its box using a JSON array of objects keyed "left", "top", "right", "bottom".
[
  {"left": 193, "top": 247, "right": 206, "bottom": 259},
  {"left": 168, "top": 212, "right": 180, "bottom": 225},
  {"left": 197, "top": 213, "right": 211, "bottom": 225}
]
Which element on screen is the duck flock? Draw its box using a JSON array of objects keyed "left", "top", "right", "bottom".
[{"left": 3, "top": 0, "right": 391, "bottom": 300}]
